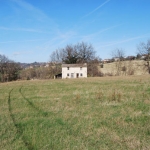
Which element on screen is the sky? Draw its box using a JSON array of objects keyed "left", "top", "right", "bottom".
[{"left": 0, "top": 0, "right": 150, "bottom": 63}]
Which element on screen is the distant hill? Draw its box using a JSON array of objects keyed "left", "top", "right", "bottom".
[{"left": 18, "top": 62, "right": 47, "bottom": 69}]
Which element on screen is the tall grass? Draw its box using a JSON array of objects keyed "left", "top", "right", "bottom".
[{"left": 0, "top": 75, "right": 150, "bottom": 150}]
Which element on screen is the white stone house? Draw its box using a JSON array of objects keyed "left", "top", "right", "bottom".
[{"left": 62, "top": 63, "right": 87, "bottom": 79}]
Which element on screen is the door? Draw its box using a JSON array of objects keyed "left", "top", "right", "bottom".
[{"left": 71, "top": 73, "right": 74, "bottom": 78}]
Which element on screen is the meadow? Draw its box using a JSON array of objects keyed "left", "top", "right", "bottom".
[{"left": 0, "top": 75, "right": 150, "bottom": 150}]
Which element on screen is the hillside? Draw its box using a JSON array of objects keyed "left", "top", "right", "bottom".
[{"left": 100, "top": 60, "right": 149, "bottom": 76}]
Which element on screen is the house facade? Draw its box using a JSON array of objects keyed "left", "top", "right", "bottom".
[{"left": 62, "top": 63, "right": 87, "bottom": 79}]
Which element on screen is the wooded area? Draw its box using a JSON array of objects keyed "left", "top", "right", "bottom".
[{"left": 0, "top": 55, "right": 20, "bottom": 82}]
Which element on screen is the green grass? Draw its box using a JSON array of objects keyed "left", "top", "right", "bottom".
[{"left": 0, "top": 75, "right": 150, "bottom": 150}]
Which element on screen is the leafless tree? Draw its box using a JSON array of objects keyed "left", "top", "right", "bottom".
[
  {"left": 112, "top": 48, "right": 125, "bottom": 60},
  {"left": 87, "top": 59, "right": 103, "bottom": 77},
  {"left": 50, "top": 42, "right": 96, "bottom": 64},
  {"left": 111, "top": 48, "right": 126, "bottom": 75},
  {"left": 61, "top": 44, "right": 78, "bottom": 64},
  {"left": 0, "top": 54, "right": 21, "bottom": 82},
  {"left": 50, "top": 49, "right": 62, "bottom": 63},
  {"left": 50, "top": 45, "right": 76, "bottom": 64},
  {"left": 137, "top": 40, "right": 150, "bottom": 74},
  {"left": 75, "top": 42, "right": 95, "bottom": 63}
]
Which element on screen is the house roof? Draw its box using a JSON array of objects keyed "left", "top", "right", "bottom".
[{"left": 62, "top": 63, "right": 87, "bottom": 67}]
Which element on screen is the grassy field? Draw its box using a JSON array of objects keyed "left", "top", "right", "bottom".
[{"left": 0, "top": 75, "right": 150, "bottom": 150}]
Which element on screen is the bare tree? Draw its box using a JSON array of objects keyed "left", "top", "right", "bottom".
[
  {"left": 75, "top": 42, "right": 96, "bottom": 63},
  {"left": 0, "top": 55, "right": 11, "bottom": 82},
  {"left": 137, "top": 40, "right": 150, "bottom": 74},
  {"left": 111, "top": 48, "right": 125, "bottom": 75},
  {"left": 50, "top": 49, "right": 62, "bottom": 63},
  {"left": 87, "top": 58, "right": 103, "bottom": 77},
  {"left": 112, "top": 48, "right": 125, "bottom": 60},
  {"left": 6, "top": 62, "right": 21, "bottom": 81},
  {"left": 50, "top": 42, "right": 96, "bottom": 64},
  {"left": 62, "top": 44, "right": 78, "bottom": 64},
  {"left": 0, "top": 54, "right": 21, "bottom": 82}
]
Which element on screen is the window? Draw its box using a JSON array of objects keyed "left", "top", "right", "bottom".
[
  {"left": 67, "top": 67, "right": 69, "bottom": 70},
  {"left": 80, "top": 73, "right": 83, "bottom": 76},
  {"left": 80, "top": 67, "right": 82, "bottom": 70},
  {"left": 67, "top": 73, "right": 69, "bottom": 76}
]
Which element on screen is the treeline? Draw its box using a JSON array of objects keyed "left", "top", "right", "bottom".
[{"left": 0, "top": 56, "right": 62, "bottom": 82}]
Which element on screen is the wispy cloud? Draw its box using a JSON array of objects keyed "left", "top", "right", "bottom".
[
  {"left": 9, "top": 0, "right": 58, "bottom": 33},
  {"left": 13, "top": 50, "right": 33, "bottom": 56},
  {"left": 0, "top": 26, "right": 45, "bottom": 33},
  {"left": 10, "top": 0, "right": 58, "bottom": 33},
  {"left": 11, "top": 0, "right": 48, "bottom": 21},
  {"left": 36, "top": 30, "right": 77, "bottom": 52},
  {"left": 83, "top": 0, "right": 110, "bottom": 17},
  {"left": 0, "top": 39, "right": 46, "bottom": 44},
  {"left": 99, "top": 34, "right": 149, "bottom": 48},
  {"left": 81, "top": 24, "right": 121, "bottom": 41},
  {"left": 56, "top": 30, "right": 77, "bottom": 44}
]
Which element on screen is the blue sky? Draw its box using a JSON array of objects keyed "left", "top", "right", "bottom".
[{"left": 0, "top": 0, "right": 150, "bottom": 63}]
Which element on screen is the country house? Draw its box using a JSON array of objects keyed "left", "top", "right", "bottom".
[{"left": 62, "top": 63, "right": 87, "bottom": 79}]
